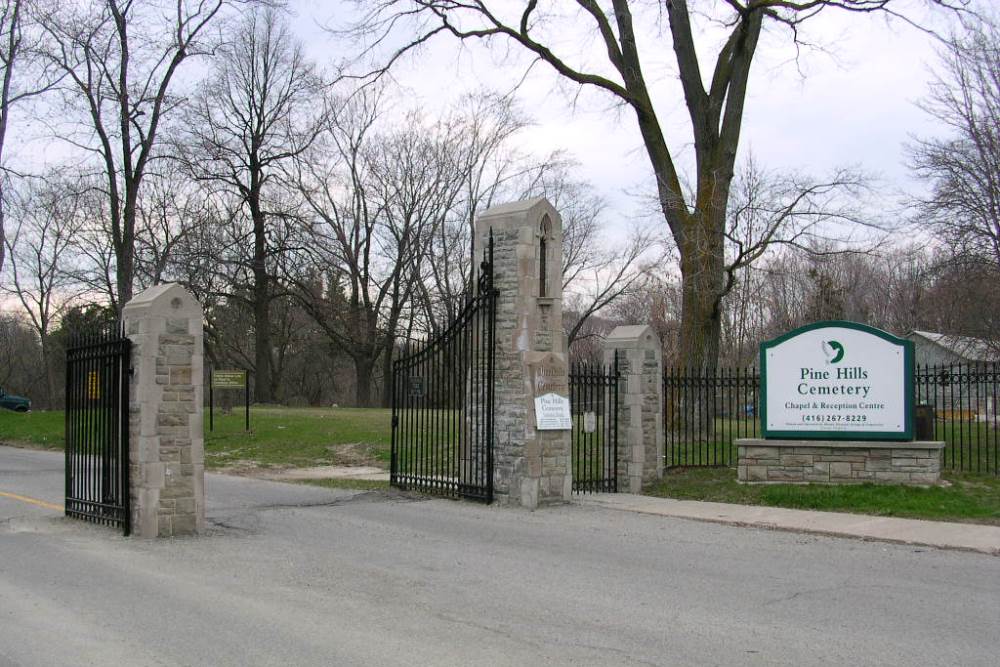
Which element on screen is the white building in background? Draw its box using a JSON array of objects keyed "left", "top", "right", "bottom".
[
  {"left": 905, "top": 330, "right": 1000, "bottom": 365},
  {"left": 905, "top": 331, "right": 999, "bottom": 424}
]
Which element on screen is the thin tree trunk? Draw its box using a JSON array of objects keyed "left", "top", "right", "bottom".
[
  {"left": 380, "top": 341, "right": 393, "bottom": 408},
  {"left": 251, "top": 200, "right": 272, "bottom": 403}
]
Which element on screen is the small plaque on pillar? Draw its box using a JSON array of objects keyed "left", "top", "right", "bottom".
[
  {"left": 535, "top": 393, "right": 571, "bottom": 430},
  {"left": 529, "top": 353, "right": 570, "bottom": 430}
]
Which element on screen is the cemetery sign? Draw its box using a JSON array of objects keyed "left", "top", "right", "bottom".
[{"left": 761, "top": 321, "right": 914, "bottom": 440}]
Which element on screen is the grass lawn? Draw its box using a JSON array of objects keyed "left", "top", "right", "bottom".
[
  {"left": 0, "top": 406, "right": 393, "bottom": 471},
  {"left": 205, "top": 406, "right": 391, "bottom": 469},
  {"left": 646, "top": 466, "right": 1000, "bottom": 526},
  {"left": 0, "top": 410, "right": 65, "bottom": 449}
]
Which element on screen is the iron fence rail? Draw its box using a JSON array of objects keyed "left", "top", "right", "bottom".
[
  {"left": 663, "top": 363, "right": 999, "bottom": 476},
  {"left": 662, "top": 367, "right": 760, "bottom": 468},
  {"left": 915, "top": 363, "right": 999, "bottom": 475},
  {"left": 569, "top": 360, "right": 619, "bottom": 493},
  {"left": 65, "top": 328, "right": 131, "bottom": 535}
]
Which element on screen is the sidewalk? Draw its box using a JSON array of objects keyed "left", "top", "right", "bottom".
[{"left": 575, "top": 493, "right": 1000, "bottom": 556}]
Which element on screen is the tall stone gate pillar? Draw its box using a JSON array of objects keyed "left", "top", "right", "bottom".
[
  {"left": 603, "top": 325, "right": 664, "bottom": 493},
  {"left": 477, "top": 198, "right": 572, "bottom": 508},
  {"left": 123, "top": 283, "right": 205, "bottom": 537}
]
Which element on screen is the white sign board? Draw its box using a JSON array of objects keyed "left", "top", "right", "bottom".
[
  {"left": 761, "top": 322, "right": 913, "bottom": 440},
  {"left": 535, "top": 392, "right": 572, "bottom": 430},
  {"left": 583, "top": 411, "right": 597, "bottom": 433}
]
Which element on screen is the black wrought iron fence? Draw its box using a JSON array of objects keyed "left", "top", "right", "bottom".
[
  {"left": 915, "top": 363, "right": 999, "bottom": 475},
  {"left": 662, "top": 367, "right": 760, "bottom": 468},
  {"left": 390, "top": 234, "right": 497, "bottom": 502},
  {"left": 65, "top": 327, "right": 132, "bottom": 535},
  {"left": 569, "top": 359, "right": 619, "bottom": 493},
  {"left": 663, "top": 363, "right": 1000, "bottom": 475}
]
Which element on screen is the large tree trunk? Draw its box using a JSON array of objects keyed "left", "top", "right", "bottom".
[{"left": 676, "top": 181, "right": 729, "bottom": 371}]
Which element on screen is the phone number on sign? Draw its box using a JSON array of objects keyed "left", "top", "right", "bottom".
[{"left": 802, "top": 414, "right": 868, "bottom": 423}]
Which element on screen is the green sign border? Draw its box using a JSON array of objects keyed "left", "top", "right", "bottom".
[
  {"left": 212, "top": 370, "right": 246, "bottom": 389},
  {"left": 760, "top": 320, "right": 914, "bottom": 441}
]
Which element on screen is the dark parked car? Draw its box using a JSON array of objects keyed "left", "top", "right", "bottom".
[{"left": 0, "top": 387, "right": 31, "bottom": 412}]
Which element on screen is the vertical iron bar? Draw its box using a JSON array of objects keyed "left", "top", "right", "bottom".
[{"left": 121, "top": 336, "right": 132, "bottom": 536}]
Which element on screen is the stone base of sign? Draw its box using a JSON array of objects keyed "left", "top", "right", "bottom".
[{"left": 736, "top": 439, "right": 945, "bottom": 485}]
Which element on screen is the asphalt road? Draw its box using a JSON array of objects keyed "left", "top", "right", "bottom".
[{"left": 1, "top": 445, "right": 998, "bottom": 666}]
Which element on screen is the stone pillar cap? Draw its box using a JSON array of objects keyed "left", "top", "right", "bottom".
[
  {"left": 479, "top": 196, "right": 553, "bottom": 219},
  {"left": 604, "top": 324, "right": 660, "bottom": 349},
  {"left": 123, "top": 283, "right": 200, "bottom": 317}
]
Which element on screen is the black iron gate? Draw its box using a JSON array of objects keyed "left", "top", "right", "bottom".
[
  {"left": 65, "top": 328, "right": 132, "bottom": 535},
  {"left": 390, "top": 236, "right": 497, "bottom": 502},
  {"left": 569, "top": 359, "right": 619, "bottom": 493}
]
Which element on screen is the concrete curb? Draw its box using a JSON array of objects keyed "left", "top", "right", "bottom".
[{"left": 575, "top": 494, "right": 1000, "bottom": 557}]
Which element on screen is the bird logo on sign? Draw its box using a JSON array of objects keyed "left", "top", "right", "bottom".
[{"left": 822, "top": 340, "right": 845, "bottom": 364}]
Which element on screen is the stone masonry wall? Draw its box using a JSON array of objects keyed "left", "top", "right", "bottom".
[
  {"left": 603, "top": 325, "right": 663, "bottom": 494},
  {"left": 124, "top": 284, "right": 205, "bottom": 537},
  {"left": 737, "top": 439, "right": 944, "bottom": 485},
  {"left": 476, "top": 198, "right": 571, "bottom": 508}
]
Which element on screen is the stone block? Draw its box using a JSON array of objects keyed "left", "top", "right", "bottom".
[
  {"left": 744, "top": 446, "right": 777, "bottom": 458},
  {"left": 780, "top": 454, "right": 813, "bottom": 466},
  {"left": 875, "top": 471, "right": 910, "bottom": 483},
  {"left": 865, "top": 459, "right": 894, "bottom": 472},
  {"left": 829, "top": 462, "right": 853, "bottom": 478},
  {"left": 169, "top": 367, "right": 192, "bottom": 385},
  {"left": 768, "top": 468, "right": 804, "bottom": 481},
  {"left": 891, "top": 457, "right": 919, "bottom": 467}
]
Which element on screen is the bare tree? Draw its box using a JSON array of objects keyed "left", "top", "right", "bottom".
[
  {"left": 174, "top": 6, "right": 325, "bottom": 402},
  {"left": 1, "top": 175, "right": 85, "bottom": 407},
  {"left": 910, "top": 16, "right": 1000, "bottom": 270},
  {"left": 1, "top": 0, "right": 58, "bottom": 278},
  {"left": 133, "top": 165, "right": 213, "bottom": 289},
  {"left": 35, "top": 0, "right": 245, "bottom": 313},
  {"left": 720, "top": 155, "right": 876, "bottom": 356},
  {"left": 293, "top": 90, "right": 461, "bottom": 406},
  {"left": 351, "top": 0, "right": 964, "bottom": 369}
]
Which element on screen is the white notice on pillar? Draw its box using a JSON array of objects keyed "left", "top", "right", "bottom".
[{"left": 535, "top": 393, "right": 572, "bottom": 430}]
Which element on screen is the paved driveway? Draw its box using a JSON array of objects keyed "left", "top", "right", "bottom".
[{"left": 2, "top": 445, "right": 998, "bottom": 666}]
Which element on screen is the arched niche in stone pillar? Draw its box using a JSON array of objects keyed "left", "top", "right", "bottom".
[{"left": 538, "top": 214, "right": 552, "bottom": 298}]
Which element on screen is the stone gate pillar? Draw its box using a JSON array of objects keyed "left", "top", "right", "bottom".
[
  {"left": 603, "top": 325, "right": 664, "bottom": 493},
  {"left": 123, "top": 283, "right": 205, "bottom": 537},
  {"left": 476, "top": 198, "right": 571, "bottom": 508}
]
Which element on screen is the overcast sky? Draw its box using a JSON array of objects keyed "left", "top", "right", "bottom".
[{"left": 290, "top": 0, "right": 964, "bottom": 228}]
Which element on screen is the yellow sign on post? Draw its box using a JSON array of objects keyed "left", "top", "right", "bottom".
[
  {"left": 212, "top": 370, "right": 246, "bottom": 389},
  {"left": 87, "top": 371, "right": 100, "bottom": 400}
]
